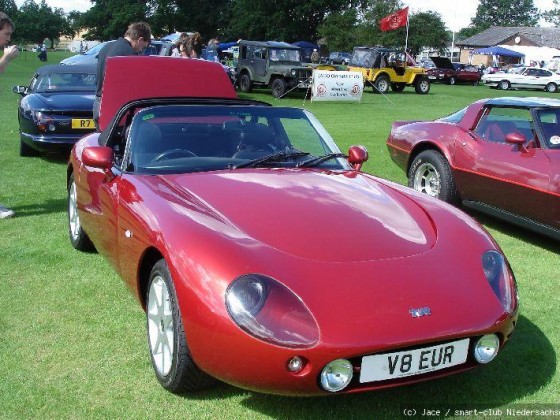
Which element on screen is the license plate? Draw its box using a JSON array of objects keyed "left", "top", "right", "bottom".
[
  {"left": 428, "top": 76, "right": 436, "bottom": 79},
  {"left": 359, "top": 338, "right": 469, "bottom": 383},
  {"left": 72, "top": 119, "right": 95, "bottom": 129}
]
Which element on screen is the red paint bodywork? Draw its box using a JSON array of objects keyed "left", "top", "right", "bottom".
[
  {"left": 68, "top": 58, "right": 517, "bottom": 395},
  {"left": 387, "top": 98, "right": 560, "bottom": 239}
]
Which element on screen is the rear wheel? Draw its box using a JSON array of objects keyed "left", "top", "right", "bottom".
[
  {"left": 147, "top": 259, "right": 216, "bottom": 393},
  {"left": 498, "top": 80, "right": 510, "bottom": 90},
  {"left": 373, "top": 75, "right": 390, "bottom": 94},
  {"left": 238, "top": 73, "right": 252, "bottom": 93},
  {"left": 545, "top": 82, "right": 557, "bottom": 93},
  {"left": 414, "top": 77, "right": 430, "bottom": 94},
  {"left": 408, "top": 150, "right": 458, "bottom": 204},
  {"left": 448, "top": 76, "right": 456, "bottom": 85},
  {"left": 271, "top": 78, "right": 287, "bottom": 98}
]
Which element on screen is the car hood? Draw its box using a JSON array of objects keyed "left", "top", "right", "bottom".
[
  {"left": 32, "top": 92, "right": 95, "bottom": 111},
  {"left": 430, "top": 56, "right": 455, "bottom": 70},
  {"left": 157, "top": 170, "right": 437, "bottom": 262}
]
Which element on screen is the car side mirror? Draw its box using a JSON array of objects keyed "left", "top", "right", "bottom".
[
  {"left": 83, "top": 146, "right": 115, "bottom": 179},
  {"left": 13, "top": 85, "right": 27, "bottom": 95},
  {"left": 505, "top": 132, "right": 529, "bottom": 153},
  {"left": 347, "top": 145, "right": 368, "bottom": 171}
]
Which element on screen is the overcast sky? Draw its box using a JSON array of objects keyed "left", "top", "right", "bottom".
[{"left": 14, "top": 0, "right": 559, "bottom": 32}]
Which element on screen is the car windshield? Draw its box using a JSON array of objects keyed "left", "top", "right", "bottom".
[
  {"left": 269, "top": 48, "right": 300, "bottom": 62},
  {"left": 32, "top": 71, "right": 96, "bottom": 92},
  {"left": 125, "top": 105, "right": 347, "bottom": 174},
  {"left": 535, "top": 108, "right": 560, "bottom": 149},
  {"left": 350, "top": 49, "right": 378, "bottom": 67}
]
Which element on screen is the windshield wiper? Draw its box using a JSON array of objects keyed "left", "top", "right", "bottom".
[
  {"left": 297, "top": 153, "right": 347, "bottom": 168},
  {"left": 231, "top": 150, "right": 310, "bottom": 169}
]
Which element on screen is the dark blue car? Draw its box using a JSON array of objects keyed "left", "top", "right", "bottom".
[{"left": 13, "top": 64, "right": 97, "bottom": 156}]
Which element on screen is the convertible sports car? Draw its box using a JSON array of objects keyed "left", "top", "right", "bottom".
[
  {"left": 68, "top": 56, "right": 517, "bottom": 396},
  {"left": 481, "top": 66, "right": 560, "bottom": 92},
  {"left": 387, "top": 97, "right": 560, "bottom": 240},
  {"left": 13, "top": 64, "right": 96, "bottom": 156}
]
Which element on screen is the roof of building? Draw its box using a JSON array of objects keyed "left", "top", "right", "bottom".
[{"left": 457, "top": 26, "right": 560, "bottom": 49}]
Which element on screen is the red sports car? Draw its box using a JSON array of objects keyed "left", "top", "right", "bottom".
[
  {"left": 67, "top": 56, "right": 517, "bottom": 396},
  {"left": 387, "top": 97, "right": 560, "bottom": 240},
  {"left": 426, "top": 57, "right": 482, "bottom": 85}
]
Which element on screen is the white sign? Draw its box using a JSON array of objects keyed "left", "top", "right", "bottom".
[{"left": 311, "top": 70, "right": 363, "bottom": 102}]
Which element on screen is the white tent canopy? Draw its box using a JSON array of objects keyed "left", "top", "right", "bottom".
[{"left": 498, "top": 45, "right": 560, "bottom": 65}]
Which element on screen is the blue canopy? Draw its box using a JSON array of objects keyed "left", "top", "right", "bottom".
[{"left": 472, "top": 46, "right": 524, "bottom": 58}]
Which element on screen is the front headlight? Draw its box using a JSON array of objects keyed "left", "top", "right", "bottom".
[
  {"left": 225, "top": 274, "right": 319, "bottom": 348},
  {"left": 482, "top": 250, "right": 517, "bottom": 313}
]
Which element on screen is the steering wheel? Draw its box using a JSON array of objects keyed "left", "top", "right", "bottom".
[{"left": 153, "top": 149, "right": 197, "bottom": 162}]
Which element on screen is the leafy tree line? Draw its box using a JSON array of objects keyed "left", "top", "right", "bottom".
[{"left": 0, "top": 0, "right": 544, "bottom": 53}]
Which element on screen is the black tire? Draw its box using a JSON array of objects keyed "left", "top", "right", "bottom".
[
  {"left": 238, "top": 73, "right": 252, "bottom": 93},
  {"left": 448, "top": 76, "right": 456, "bottom": 85},
  {"left": 414, "top": 77, "right": 430, "bottom": 94},
  {"left": 373, "top": 75, "right": 390, "bottom": 94},
  {"left": 498, "top": 80, "right": 510, "bottom": 90},
  {"left": 20, "top": 139, "right": 39, "bottom": 157},
  {"left": 271, "top": 78, "right": 287, "bottom": 98},
  {"left": 391, "top": 83, "right": 406, "bottom": 92},
  {"left": 408, "top": 150, "right": 459, "bottom": 204},
  {"left": 67, "top": 173, "right": 95, "bottom": 251},
  {"left": 146, "top": 259, "right": 216, "bottom": 393},
  {"left": 545, "top": 82, "right": 557, "bottom": 93}
]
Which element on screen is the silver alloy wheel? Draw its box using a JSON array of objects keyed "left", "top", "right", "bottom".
[
  {"left": 68, "top": 181, "right": 81, "bottom": 241},
  {"left": 413, "top": 162, "right": 441, "bottom": 197},
  {"left": 147, "top": 275, "right": 175, "bottom": 377}
]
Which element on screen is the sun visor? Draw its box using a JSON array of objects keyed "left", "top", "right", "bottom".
[{"left": 98, "top": 56, "right": 237, "bottom": 131}]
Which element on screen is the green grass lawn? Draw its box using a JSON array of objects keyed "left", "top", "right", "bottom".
[{"left": 1, "top": 51, "right": 559, "bottom": 419}]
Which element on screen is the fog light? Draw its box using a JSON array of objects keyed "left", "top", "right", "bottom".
[
  {"left": 474, "top": 334, "right": 499, "bottom": 364},
  {"left": 48, "top": 124, "right": 56, "bottom": 131},
  {"left": 320, "top": 359, "right": 353, "bottom": 392},
  {"left": 287, "top": 356, "right": 304, "bottom": 373}
]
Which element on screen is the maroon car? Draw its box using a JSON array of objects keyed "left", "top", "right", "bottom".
[
  {"left": 387, "top": 97, "right": 560, "bottom": 240},
  {"left": 427, "top": 57, "right": 482, "bottom": 85},
  {"left": 67, "top": 56, "right": 518, "bottom": 396}
]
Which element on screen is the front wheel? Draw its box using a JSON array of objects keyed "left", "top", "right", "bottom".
[
  {"left": 498, "top": 80, "right": 510, "bottom": 90},
  {"left": 545, "top": 82, "right": 557, "bottom": 93},
  {"left": 408, "top": 150, "right": 458, "bottom": 204},
  {"left": 415, "top": 77, "right": 430, "bottom": 94},
  {"left": 147, "top": 259, "right": 216, "bottom": 393},
  {"left": 67, "top": 174, "right": 95, "bottom": 251},
  {"left": 238, "top": 73, "right": 252, "bottom": 93},
  {"left": 271, "top": 78, "right": 287, "bottom": 98},
  {"left": 448, "top": 76, "right": 456, "bottom": 85}
]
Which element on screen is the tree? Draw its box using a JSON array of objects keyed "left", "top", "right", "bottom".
[
  {"left": 542, "top": 0, "right": 560, "bottom": 25},
  {"left": 12, "top": 0, "right": 67, "bottom": 46},
  {"left": 225, "top": 0, "right": 356, "bottom": 42},
  {"left": 470, "top": 0, "right": 539, "bottom": 30},
  {"left": 0, "top": 0, "right": 18, "bottom": 18},
  {"left": 407, "top": 11, "right": 449, "bottom": 56},
  {"left": 318, "top": 9, "right": 359, "bottom": 51},
  {"left": 78, "top": 0, "right": 148, "bottom": 40}
]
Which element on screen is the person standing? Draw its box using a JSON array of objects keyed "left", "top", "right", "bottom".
[
  {"left": 93, "top": 22, "right": 151, "bottom": 130},
  {"left": 0, "top": 12, "right": 19, "bottom": 219},
  {"left": 310, "top": 48, "right": 320, "bottom": 64}
]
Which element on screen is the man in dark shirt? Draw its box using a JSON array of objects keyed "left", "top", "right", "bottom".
[{"left": 93, "top": 22, "right": 152, "bottom": 130}]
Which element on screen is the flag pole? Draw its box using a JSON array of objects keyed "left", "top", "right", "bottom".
[{"left": 405, "top": 11, "right": 409, "bottom": 54}]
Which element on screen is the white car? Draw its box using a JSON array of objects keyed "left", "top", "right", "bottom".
[{"left": 481, "top": 66, "right": 560, "bottom": 92}]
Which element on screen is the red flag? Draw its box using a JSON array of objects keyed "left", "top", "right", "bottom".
[{"left": 379, "top": 7, "right": 409, "bottom": 32}]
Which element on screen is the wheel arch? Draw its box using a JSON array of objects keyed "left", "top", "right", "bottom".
[
  {"left": 138, "top": 247, "right": 165, "bottom": 310},
  {"left": 406, "top": 141, "right": 450, "bottom": 176}
]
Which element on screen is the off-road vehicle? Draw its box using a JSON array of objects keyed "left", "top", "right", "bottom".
[
  {"left": 236, "top": 41, "right": 313, "bottom": 98},
  {"left": 347, "top": 46, "right": 430, "bottom": 94}
]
